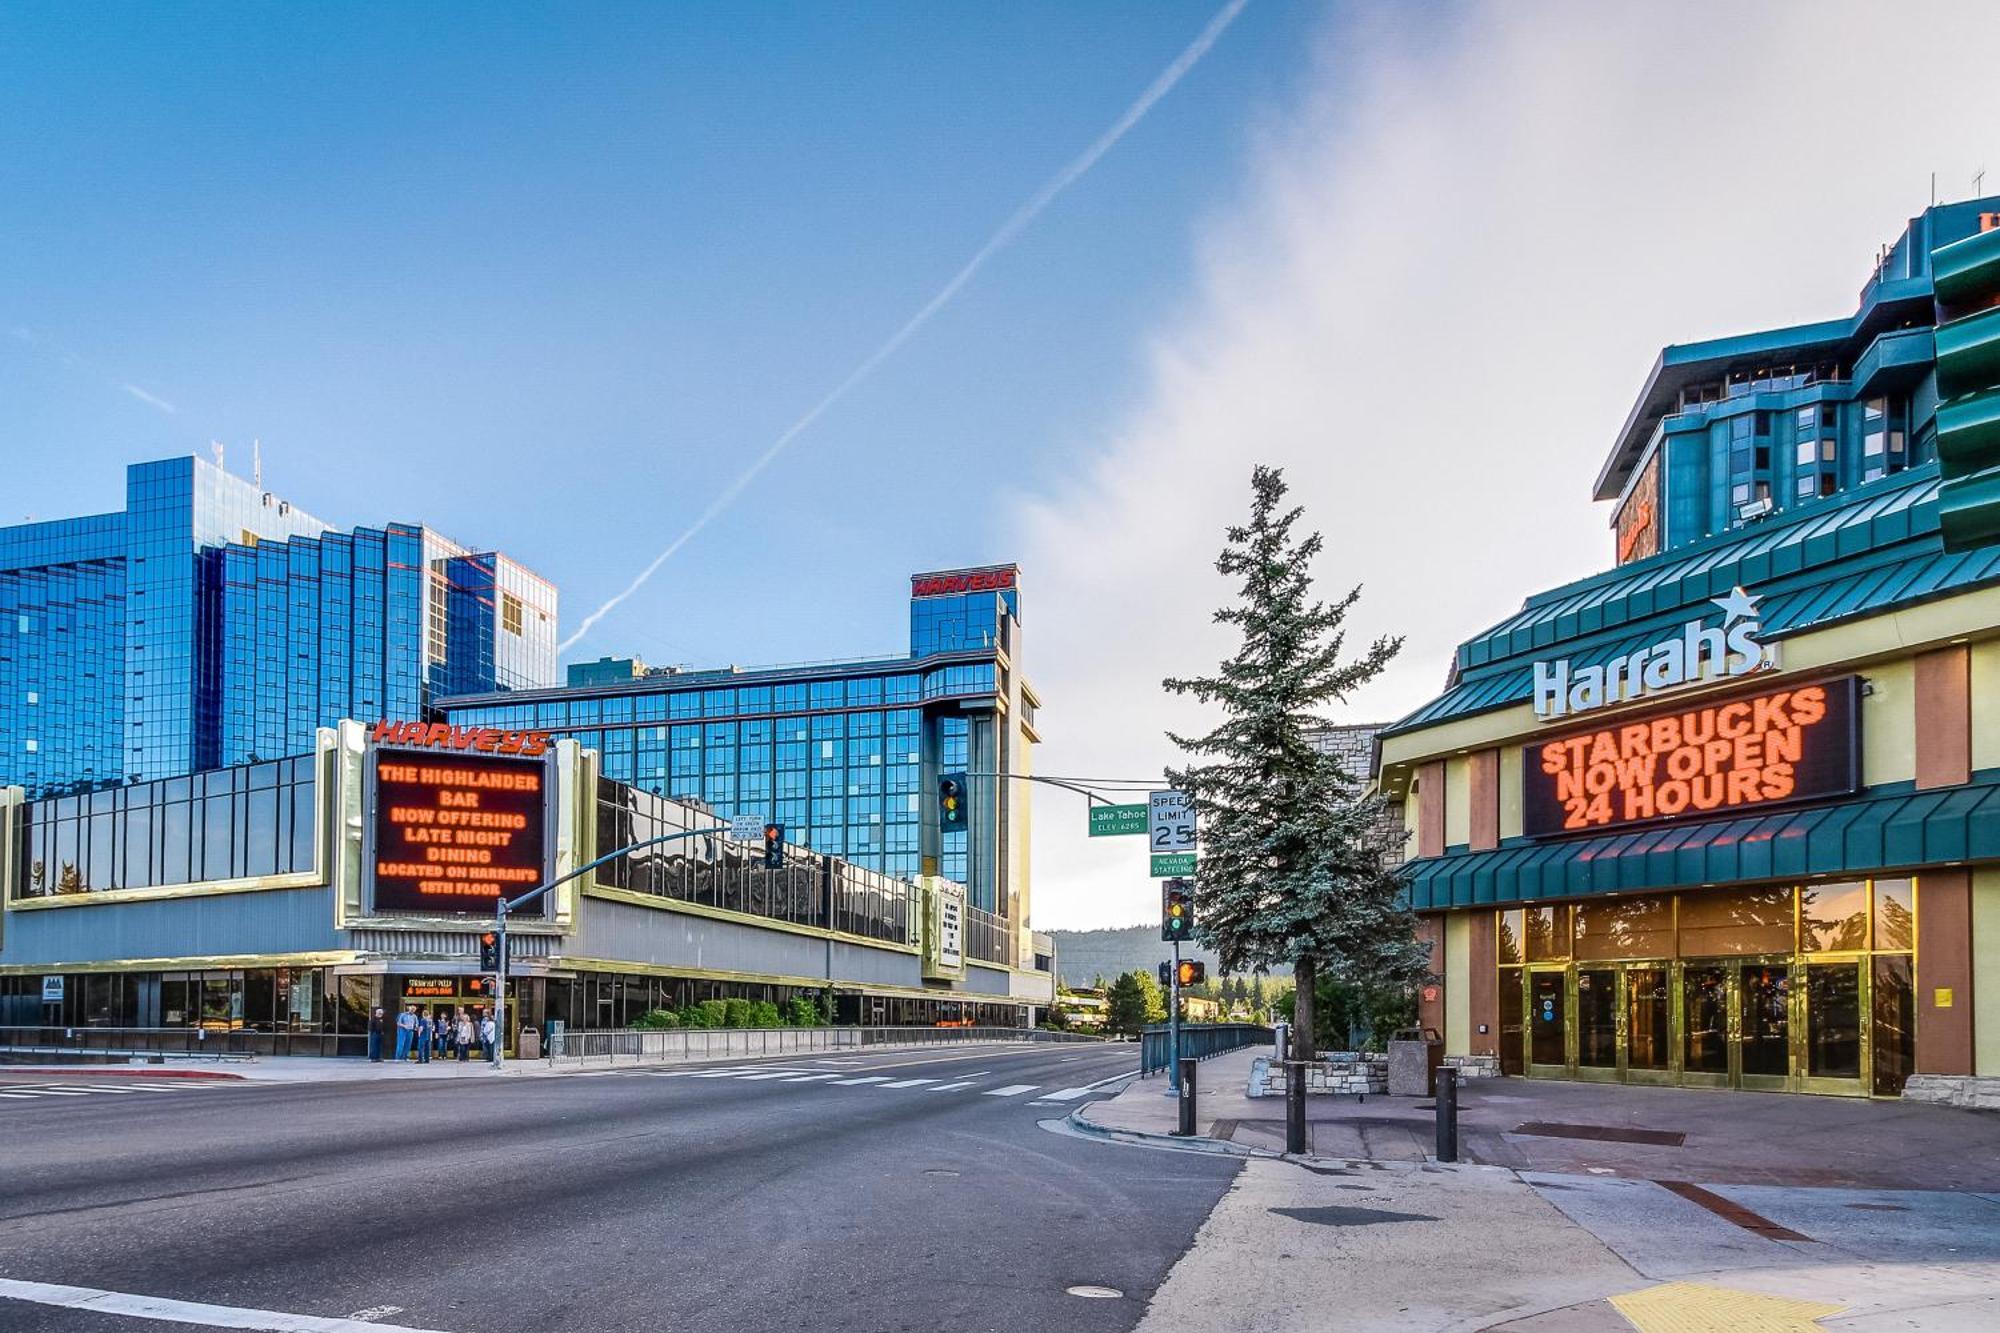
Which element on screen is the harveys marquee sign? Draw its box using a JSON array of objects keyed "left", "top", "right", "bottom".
[
  {"left": 1532, "top": 587, "right": 1778, "bottom": 721},
  {"left": 911, "top": 566, "right": 1016, "bottom": 598}
]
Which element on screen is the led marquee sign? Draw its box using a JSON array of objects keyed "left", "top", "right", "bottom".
[
  {"left": 1522, "top": 676, "right": 1860, "bottom": 838},
  {"left": 370, "top": 750, "right": 550, "bottom": 915}
]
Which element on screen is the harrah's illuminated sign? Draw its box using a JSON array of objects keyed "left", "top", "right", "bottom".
[
  {"left": 911, "top": 566, "right": 1016, "bottom": 598},
  {"left": 1532, "top": 587, "right": 1777, "bottom": 721},
  {"left": 371, "top": 720, "right": 552, "bottom": 757}
]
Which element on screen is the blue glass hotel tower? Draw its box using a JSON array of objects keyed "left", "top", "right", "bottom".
[{"left": 0, "top": 456, "right": 557, "bottom": 797}]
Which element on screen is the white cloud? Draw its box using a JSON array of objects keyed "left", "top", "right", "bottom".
[
  {"left": 121, "top": 383, "right": 177, "bottom": 415},
  {"left": 1016, "top": 0, "right": 2000, "bottom": 929}
]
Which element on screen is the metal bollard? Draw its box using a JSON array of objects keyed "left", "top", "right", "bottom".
[
  {"left": 1176, "top": 1056, "right": 1198, "bottom": 1136},
  {"left": 1285, "top": 1060, "right": 1306, "bottom": 1155},
  {"left": 1435, "top": 1066, "right": 1458, "bottom": 1163}
]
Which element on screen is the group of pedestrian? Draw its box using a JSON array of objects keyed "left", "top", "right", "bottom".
[{"left": 369, "top": 1003, "right": 496, "bottom": 1064}]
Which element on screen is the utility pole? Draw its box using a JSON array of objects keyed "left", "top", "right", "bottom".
[{"left": 1168, "top": 936, "right": 1182, "bottom": 1094}]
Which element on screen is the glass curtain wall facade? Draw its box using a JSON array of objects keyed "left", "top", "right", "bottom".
[{"left": 0, "top": 456, "right": 557, "bottom": 797}]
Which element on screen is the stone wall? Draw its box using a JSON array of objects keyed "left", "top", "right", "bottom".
[
  {"left": 1444, "top": 1053, "right": 1501, "bottom": 1080},
  {"left": 1248, "top": 1052, "right": 1388, "bottom": 1098},
  {"left": 1903, "top": 1074, "right": 2000, "bottom": 1111}
]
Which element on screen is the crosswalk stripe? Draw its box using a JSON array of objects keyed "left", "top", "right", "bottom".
[
  {"left": 4, "top": 1088, "right": 88, "bottom": 1096},
  {"left": 0, "top": 1092, "right": 44, "bottom": 1099},
  {"left": 877, "top": 1078, "right": 936, "bottom": 1089},
  {"left": 831, "top": 1075, "right": 889, "bottom": 1086},
  {"left": 44, "top": 1085, "right": 141, "bottom": 1093},
  {"left": 1040, "top": 1087, "right": 1093, "bottom": 1100},
  {"left": 928, "top": 1082, "right": 976, "bottom": 1092},
  {"left": 734, "top": 1071, "right": 804, "bottom": 1081},
  {"left": 775, "top": 1073, "right": 839, "bottom": 1083},
  {"left": 983, "top": 1084, "right": 1038, "bottom": 1097}
]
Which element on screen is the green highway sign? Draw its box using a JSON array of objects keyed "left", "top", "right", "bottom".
[
  {"left": 1150, "top": 852, "right": 1196, "bottom": 877},
  {"left": 1088, "top": 803, "right": 1149, "bottom": 837}
]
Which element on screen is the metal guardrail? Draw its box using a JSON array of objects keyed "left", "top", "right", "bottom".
[
  {"left": 547, "top": 1025, "right": 1100, "bottom": 1065},
  {"left": 0, "top": 1025, "right": 278, "bottom": 1061},
  {"left": 1140, "top": 1023, "right": 1273, "bottom": 1076}
]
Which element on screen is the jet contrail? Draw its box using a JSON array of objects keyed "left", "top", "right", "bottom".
[{"left": 560, "top": 0, "right": 1251, "bottom": 654}]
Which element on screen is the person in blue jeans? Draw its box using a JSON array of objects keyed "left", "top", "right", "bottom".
[
  {"left": 416, "top": 1010, "right": 433, "bottom": 1064},
  {"left": 393, "top": 1005, "right": 417, "bottom": 1062}
]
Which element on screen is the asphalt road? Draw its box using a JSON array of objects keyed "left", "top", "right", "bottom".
[{"left": 0, "top": 1043, "right": 1240, "bottom": 1333}]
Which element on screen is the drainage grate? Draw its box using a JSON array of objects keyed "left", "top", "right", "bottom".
[
  {"left": 1512, "top": 1121, "right": 1686, "bottom": 1147},
  {"left": 1655, "top": 1180, "right": 1814, "bottom": 1242}
]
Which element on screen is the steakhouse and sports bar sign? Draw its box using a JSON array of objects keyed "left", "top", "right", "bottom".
[
  {"left": 1522, "top": 676, "right": 1860, "bottom": 838},
  {"left": 369, "top": 750, "right": 550, "bottom": 915}
]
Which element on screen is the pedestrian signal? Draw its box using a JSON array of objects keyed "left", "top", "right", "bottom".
[
  {"left": 762, "top": 822, "right": 785, "bottom": 870},
  {"left": 479, "top": 931, "right": 502, "bottom": 972},
  {"left": 1176, "top": 960, "right": 1206, "bottom": 988}
]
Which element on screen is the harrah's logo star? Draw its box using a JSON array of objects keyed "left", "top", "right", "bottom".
[{"left": 1710, "top": 585, "right": 1761, "bottom": 626}]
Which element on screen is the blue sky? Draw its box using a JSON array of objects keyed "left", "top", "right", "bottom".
[{"left": 1, "top": 0, "right": 1315, "bottom": 671}]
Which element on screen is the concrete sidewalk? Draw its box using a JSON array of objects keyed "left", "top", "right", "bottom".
[
  {"left": 1081, "top": 1046, "right": 2000, "bottom": 1189},
  {"left": 1085, "top": 1047, "right": 2000, "bottom": 1330}
]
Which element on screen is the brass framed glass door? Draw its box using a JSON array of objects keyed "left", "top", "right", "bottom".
[
  {"left": 1678, "top": 959, "right": 1794, "bottom": 1091},
  {"left": 1680, "top": 963, "right": 1731, "bottom": 1087},
  {"left": 1801, "top": 960, "right": 1866, "bottom": 1095},
  {"left": 1526, "top": 968, "right": 1568, "bottom": 1075},
  {"left": 1624, "top": 966, "right": 1673, "bottom": 1085},
  {"left": 1737, "top": 963, "right": 1791, "bottom": 1092},
  {"left": 1574, "top": 968, "right": 1619, "bottom": 1081}
]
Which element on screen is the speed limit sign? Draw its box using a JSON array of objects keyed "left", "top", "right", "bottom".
[{"left": 1148, "top": 790, "right": 1197, "bottom": 854}]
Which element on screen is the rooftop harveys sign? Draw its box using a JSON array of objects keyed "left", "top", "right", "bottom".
[{"left": 1532, "top": 587, "right": 1778, "bottom": 721}]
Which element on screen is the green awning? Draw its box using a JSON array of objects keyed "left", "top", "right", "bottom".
[{"left": 1402, "top": 775, "right": 2000, "bottom": 910}]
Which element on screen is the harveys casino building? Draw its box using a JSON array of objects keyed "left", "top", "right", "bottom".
[{"left": 1380, "top": 197, "right": 2000, "bottom": 1104}]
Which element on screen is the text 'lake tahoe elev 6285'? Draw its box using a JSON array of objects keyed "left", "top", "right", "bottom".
[{"left": 1522, "top": 676, "right": 1860, "bottom": 837}]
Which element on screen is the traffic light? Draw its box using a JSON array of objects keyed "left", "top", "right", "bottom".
[
  {"left": 1162, "top": 879, "right": 1193, "bottom": 942},
  {"left": 478, "top": 931, "right": 502, "bottom": 972},
  {"left": 1157, "top": 961, "right": 1171, "bottom": 989},
  {"left": 762, "top": 822, "right": 785, "bottom": 870},
  {"left": 1177, "top": 959, "right": 1206, "bottom": 988},
  {"left": 938, "top": 773, "right": 967, "bottom": 829}
]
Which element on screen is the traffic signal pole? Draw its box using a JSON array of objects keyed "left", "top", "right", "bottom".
[
  {"left": 1168, "top": 936, "right": 1182, "bottom": 1094},
  {"left": 488, "top": 822, "right": 727, "bottom": 1070}
]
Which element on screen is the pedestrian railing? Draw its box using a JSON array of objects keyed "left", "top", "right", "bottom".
[
  {"left": 0, "top": 1025, "right": 272, "bottom": 1061},
  {"left": 546, "top": 1024, "right": 1100, "bottom": 1065},
  {"left": 1139, "top": 1023, "right": 1273, "bottom": 1076}
]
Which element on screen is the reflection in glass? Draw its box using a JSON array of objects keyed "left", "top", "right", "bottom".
[
  {"left": 1872, "top": 955, "right": 1914, "bottom": 1096},
  {"left": 1873, "top": 879, "right": 1915, "bottom": 952},
  {"left": 1574, "top": 895, "right": 1673, "bottom": 960},
  {"left": 1801, "top": 881, "right": 1868, "bottom": 952},
  {"left": 1530, "top": 971, "right": 1567, "bottom": 1065},
  {"left": 1497, "top": 909, "right": 1524, "bottom": 965},
  {"left": 1577, "top": 970, "right": 1617, "bottom": 1067},
  {"left": 1806, "top": 964, "right": 1861, "bottom": 1079},
  {"left": 1525, "top": 905, "right": 1570, "bottom": 962},
  {"left": 1683, "top": 967, "right": 1729, "bottom": 1074},
  {"left": 1626, "top": 968, "right": 1670, "bottom": 1070},
  {"left": 1741, "top": 965, "right": 1789, "bottom": 1078},
  {"left": 1499, "top": 968, "right": 1524, "bottom": 1077},
  {"left": 1678, "top": 886, "right": 1794, "bottom": 956}
]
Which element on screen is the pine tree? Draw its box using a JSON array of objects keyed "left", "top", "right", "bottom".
[{"left": 1165, "top": 465, "right": 1427, "bottom": 1060}]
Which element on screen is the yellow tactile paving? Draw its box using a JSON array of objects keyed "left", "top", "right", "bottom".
[{"left": 1610, "top": 1282, "right": 1844, "bottom": 1332}]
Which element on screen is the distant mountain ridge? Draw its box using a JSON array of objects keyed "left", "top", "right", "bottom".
[{"left": 1045, "top": 925, "right": 1292, "bottom": 989}]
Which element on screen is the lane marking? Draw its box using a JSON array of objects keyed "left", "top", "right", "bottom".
[
  {"left": 877, "top": 1078, "right": 936, "bottom": 1089},
  {"left": 831, "top": 1076, "right": 889, "bottom": 1086},
  {"left": 774, "top": 1073, "right": 839, "bottom": 1083},
  {"left": 928, "top": 1082, "right": 976, "bottom": 1092},
  {"left": 0, "top": 1276, "right": 457, "bottom": 1332},
  {"left": 3, "top": 1088, "right": 89, "bottom": 1097},
  {"left": 983, "top": 1084, "right": 1038, "bottom": 1098},
  {"left": 733, "top": 1072, "right": 805, "bottom": 1081},
  {"left": 1041, "top": 1088, "right": 1093, "bottom": 1101},
  {"left": 44, "top": 1085, "right": 143, "bottom": 1094}
]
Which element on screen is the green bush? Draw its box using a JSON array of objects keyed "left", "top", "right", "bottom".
[
  {"left": 682, "top": 999, "right": 728, "bottom": 1029},
  {"left": 785, "top": 996, "right": 821, "bottom": 1027},
  {"left": 747, "top": 1000, "right": 781, "bottom": 1028},
  {"left": 722, "top": 998, "right": 753, "bottom": 1029},
  {"left": 631, "top": 1008, "right": 681, "bottom": 1030}
]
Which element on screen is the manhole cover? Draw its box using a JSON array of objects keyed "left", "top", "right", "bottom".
[
  {"left": 1066, "top": 1286, "right": 1124, "bottom": 1299},
  {"left": 1513, "top": 1122, "right": 1685, "bottom": 1148}
]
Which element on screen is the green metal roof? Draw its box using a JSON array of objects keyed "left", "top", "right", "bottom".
[
  {"left": 1402, "top": 773, "right": 2000, "bottom": 911},
  {"left": 1385, "top": 470, "right": 2000, "bottom": 738}
]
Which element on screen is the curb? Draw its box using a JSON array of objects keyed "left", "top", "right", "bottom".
[
  {"left": 0, "top": 1065, "right": 246, "bottom": 1081},
  {"left": 1064, "top": 1107, "right": 1275, "bottom": 1159}
]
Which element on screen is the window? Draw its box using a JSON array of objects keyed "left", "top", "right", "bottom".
[{"left": 501, "top": 593, "right": 523, "bottom": 636}]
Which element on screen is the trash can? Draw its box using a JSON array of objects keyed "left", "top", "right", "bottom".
[
  {"left": 1387, "top": 1027, "right": 1442, "bottom": 1097},
  {"left": 517, "top": 1027, "right": 541, "bottom": 1060}
]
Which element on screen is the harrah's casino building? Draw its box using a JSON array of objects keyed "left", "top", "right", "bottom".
[{"left": 1379, "top": 197, "right": 2000, "bottom": 1104}]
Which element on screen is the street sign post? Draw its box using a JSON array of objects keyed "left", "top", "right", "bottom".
[
  {"left": 1148, "top": 790, "right": 1196, "bottom": 878},
  {"left": 728, "top": 812, "right": 765, "bottom": 843},
  {"left": 1087, "top": 803, "right": 1149, "bottom": 837}
]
